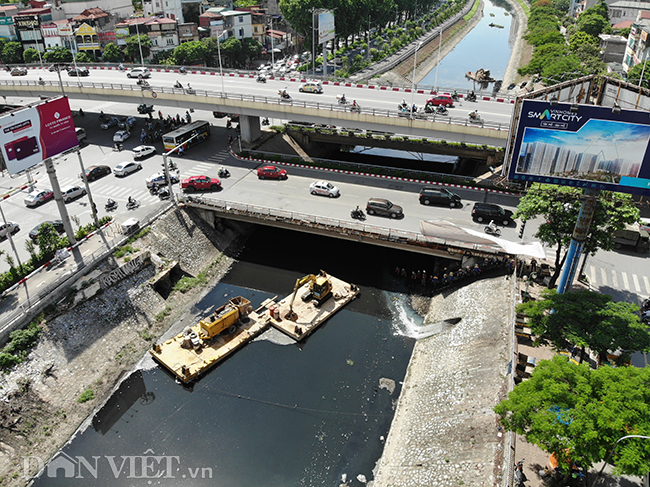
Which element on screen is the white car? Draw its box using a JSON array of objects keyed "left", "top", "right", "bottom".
[
  {"left": 299, "top": 81, "right": 323, "bottom": 93},
  {"left": 133, "top": 145, "right": 156, "bottom": 159},
  {"left": 24, "top": 189, "right": 54, "bottom": 207},
  {"left": 146, "top": 171, "right": 179, "bottom": 188},
  {"left": 61, "top": 185, "right": 87, "bottom": 203},
  {"left": 113, "top": 130, "right": 130, "bottom": 143},
  {"left": 114, "top": 161, "right": 142, "bottom": 177},
  {"left": 127, "top": 67, "right": 151, "bottom": 78},
  {"left": 310, "top": 181, "right": 340, "bottom": 198},
  {"left": 0, "top": 221, "right": 19, "bottom": 239}
]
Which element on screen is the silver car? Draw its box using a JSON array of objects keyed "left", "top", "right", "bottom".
[
  {"left": 114, "top": 161, "right": 142, "bottom": 177},
  {"left": 62, "top": 185, "right": 87, "bottom": 203},
  {"left": 0, "top": 221, "right": 19, "bottom": 239}
]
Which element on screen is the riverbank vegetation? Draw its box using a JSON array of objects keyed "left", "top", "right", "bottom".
[{"left": 517, "top": 0, "right": 611, "bottom": 84}]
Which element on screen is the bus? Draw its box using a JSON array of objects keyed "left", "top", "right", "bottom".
[{"left": 163, "top": 121, "right": 211, "bottom": 152}]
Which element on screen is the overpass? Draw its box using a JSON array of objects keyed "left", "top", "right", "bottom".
[
  {"left": 0, "top": 79, "right": 510, "bottom": 146},
  {"left": 179, "top": 194, "right": 508, "bottom": 261}
]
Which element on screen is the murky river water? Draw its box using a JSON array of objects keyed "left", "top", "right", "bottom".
[{"left": 31, "top": 227, "right": 452, "bottom": 486}]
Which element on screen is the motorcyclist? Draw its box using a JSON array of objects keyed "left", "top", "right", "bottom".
[
  {"left": 180, "top": 66, "right": 186, "bottom": 74},
  {"left": 469, "top": 90, "right": 476, "bottom": 100},
  {"left": 128, "top": 196, "right": 135, "bottom": 206},
  {"left": 38, "top": 76, "right": 44, "bottom": 84},
  {"left": 107, "top": 198, "right": 116, "bottom": 208},
  {"left": 352, "top": 100, "right": 358, "bottom": 107},
  {"left": 174, "top": 80, "right": 182, "bottom": 88},
  {"left": 412, "top": 104, "right": 417, "bottom": 113},
  {"left": 340, "top": 94, "right": 346, "bottom": 104},
  {"left": 118, "top": 63, "right": 124, "bottom": 71},
  {"left": 78, "top": 108, "right": 84, "bottom": 117},
  {"left": 469, "top": 110, "right": 479, "bottom": 120},
  {"left": 488, "top": 220, "right": 497, "bottom": 233},
  {"left": 226, "top": 119, "right": 232, "bottom": 129}
]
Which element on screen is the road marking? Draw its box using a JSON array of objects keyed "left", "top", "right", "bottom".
[
  {"left": 600, "top": 267, "right": 607, "bottom": 286},
  {"left": 589, "top": 266, "right": 596, "bottom": 286},
  {"left": 611, "top": 269, "right": 618, "bottom": 288},
  {"left": 621, "top": 272, "right": 629, "bottom": 290},
  {"left": 633, "top": 273, "right": 641, "bottom": 292},
  {"left": 644, "top": 276, "right": 650, "bottom": 295}
]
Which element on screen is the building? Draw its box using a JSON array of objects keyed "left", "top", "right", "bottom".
[
  {"left": 609, "top": 2, "right": 650, "bottom": 25},
  {"left": 74, "top": 22, "right": 101, "bottom": 58},
  {"left": 599, "top": 33, "right": 628, "bottom": 63},
  {"left": 115, "top": 17, "right": 181, "bottom": 57},
  {"left": 13, "top": 12, "right": 48, "bottom": 58},
  {"left": 200, "top": 7, "right": 251, "bottom": 39},
  {"left": 71, "top": 8, "right": 115, "bottom": 50},
  {"left": 178, "top": 22, "right": 199, "bottom": 43},
  {"left": 0, "top": 6, "right": 19, "bottom": 41},
  {"left": 623, "top": 17, "right": 650, "bottom": 74},
  {"left": 58, "top": 0, "right": 133, "bottom": 21}
]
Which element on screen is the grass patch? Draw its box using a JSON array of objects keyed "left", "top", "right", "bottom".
[
  {"left": 77, "top": 388, "right": 95, "bottom": 403},
  {"left": 139, "top": 329, "right": 156, "bottom": 341},
  {"left": 173, "top": 270, "right": 208, "bottom": 293},
  {"left": 113, "top": 245, "right": 139, "bottom": 259},
  {"left": 463, "top": 0, "right": 480, "bottom": 21},
  {"left": 0, "top": 316, "right": 43, "bottom": 372},
  {"left": 155, "top": 306, "right": 173, "bottom": 322}
]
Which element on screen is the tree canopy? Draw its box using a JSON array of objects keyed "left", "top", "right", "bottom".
[
  {"left": 43, "top": 46, "right": 73, "bottom": 63},
  {"left": 2, "top": 41, "right": 22, "bottom": 64},
  {"left": 125, "top": 35, "right": 152, "bottom": 61},
  {"left": 101, "top": 43, "right": 123, "bottom": 63},
  {"left": 626, "top": 61, "right": 650, "bottom": 89},
  {"left": 23, "top": 48, "right": 40, "bottom": 64},
  {"left": 516, "top": 289, "right": 650, "bottom": 363},
  {"left": 495, "top": 356, "right": 650, "bottom": 478},
  {"left": 173, "top": 40, "right": 207, "bottom": 65},
  {"left": 513, "top": 184, "right": 640, "bottom": 287}
]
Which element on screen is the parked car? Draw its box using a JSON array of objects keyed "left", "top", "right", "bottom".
[
  {"left": 309, "top": 181, "right": 339, "bottom": 198},
  {"left": 181, "top": 175, "right": 221, "bottom": 192},
  {"left": 0, "top": 221, "right": 19, "bottom": 239},
  {"left": 118, "top": 116, "right": 136, "bottom": 129},
  {"left": 127, "top": 67, "right": 151, "bottom": 78},
  {"left": 146, "top": 171, "right": 179, "bottom": 188},
  {"left": 113, "top": 161, "right": 142, "bottom": 177},
  {"left": 100, "top": 117, "right": 119, "bottom": 129},
  {"left": 471, "top": 202, "right": 514, "bottom": 225},
  {"left": 299, "top": 81, "right": 323, "bottom": 93},
  {"left": 366, "top": 198, "right": 403, "bottom": 219},
  {"left": 257, "top": 165, "right": 287, "bottom": 180},
  {"left": 84, "top": 165, "right": 111, "bottom": 182},
  {"left": 68, "top": 67, "right": 89, "bottom": 77},
  {"left": 133, "top": 145, "right": 156, "bottom": 159},
  {"left": 418, "top": 187, "right": 462, "bottom": 207},
  {"left": 10, "top": 67, "right": 27, "bottom": 76},
  {"left": 425, "top": 95, "right": 455, "bottom": 107},
  {"left": 29, "top": 220, "right": 65, "bottom": 242},
  {"left": 75, "top": 127, "right": 87, "bottom": 143},
  {"left": 24, "top": 189, "right": 54, "bottom": 207},
  {"left": 61, "top": 185, "right": 87, "bottom": 203},
  {"left": 113, "top": 130, "right": 130, "bottom": 143}
]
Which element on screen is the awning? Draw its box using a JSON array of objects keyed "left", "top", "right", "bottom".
[{"left": 419, "top": 220, "right": 546, "bottom": 259}]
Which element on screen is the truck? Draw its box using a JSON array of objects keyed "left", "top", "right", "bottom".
[
  {"left": 613, "top": 224, "right": 650, "bottom": 253},
  {"left": 181, "top": 296, "right": 252, "bottom": 349}
]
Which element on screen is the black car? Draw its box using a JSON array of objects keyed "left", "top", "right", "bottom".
[
  {"left": 29, "top": 220, "right": 65, "bottom": 242},
  {"left": 84, "top": 165, "right": 111, "bottom": 182},
  {"left": 419, "top": 187, "right": 462, "bottom": 208},
  {"left": 366, "top": 198, "right": 404, "bottom": 218},
  {"left": 68, "top": 67, "right": 89, "bottom": 77},
  {"left": 471, "top": 202, "right": 514, "bottom": 225}
]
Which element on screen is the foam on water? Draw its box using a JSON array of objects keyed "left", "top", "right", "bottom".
[{"left": 387, "top": 292, "right": 462, "bottom": 340}]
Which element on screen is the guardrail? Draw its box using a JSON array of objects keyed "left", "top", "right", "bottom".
[
  {"left": 3, "top": 79, "right": 509, "bottom": 133},
  {"left": 178, "top": 193, "right": 503, "bottom": 256}
]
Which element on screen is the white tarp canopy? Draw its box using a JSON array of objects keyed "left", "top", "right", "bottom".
[{"left": 420, "top": 220, "right": 546, "bottom": 259}]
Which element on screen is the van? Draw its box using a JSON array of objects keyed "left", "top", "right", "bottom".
[
  {"left": 419, "top": 187, "right": 462, "bottom": 208},
  {"left": 471, "top": 202, "right": 514, "bottom": 225},
  {"left": 75, "top": 127, "right": 87, "bottom": 143}
]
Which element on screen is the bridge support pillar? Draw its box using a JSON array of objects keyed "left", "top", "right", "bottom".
[{"left": 240, "top": 115, "right": 261, "bottom": 143}]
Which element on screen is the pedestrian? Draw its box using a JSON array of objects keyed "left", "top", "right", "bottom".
[
  {"left": 395, "top": 266, "right": 401, "bottom": 276},
  {"left": 158, "top": 110, "right": 163, "bottom": 120},
  {"left": 431, "top": 275, "right": 439, "bottom": 287},
  {"left": 571, "top": 346, "right": 578, "bottom": 358},
  {"left": 530, "top": 258, "right": 538, "bottom": 272},
  {"left": 400, "top": 268, "right": 407, "bottom": 278}
]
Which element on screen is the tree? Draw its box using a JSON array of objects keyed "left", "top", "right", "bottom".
[
  {"left": 37, "top": 223, "right": 60, "bottom": 257},
  {"left": 125, "top": 35, "right": 152, "bottom": 61},
  {"left": 577, "top": 12, "right": 610, "bottom": 37},
  {"left": 75, "top": 51, "right": 92, "bottom": 63},
  {"left": 173, "top": 40, "right": 207, "bottom": 65},
  {"left": 553, "top": 0, "right": 571, "bottom": 13},
  {"left": 23, "top": 48, "right": 40, "bottom": 64},
  {"left": 626, "top": 61, "right": 650, "bottom": 89},
  {"left": 516, "top": 289, "right": 650, "bottom": 363},
  {"left": 43, "top": 46, "right": 73, "bottom": 63},
  {"left": 495, "top": 356, "right": 650, "bottom": 478},
  {"left": 3, "top": 42, "right": 23, "bottom": 64},
  {"left": 220, "top": 37, "right": 243, "bottom": 67},
  {"left": 514, "top": 184, "right": 640, "bottom": 287},
  {"left": 102, "top": 43, "right": 123, "bottom": 63},
  {"left": 242, "top": 37, "right": 262, "bottom": 62},
  {"left": 569, "top": 31, "right": 598, "bottom": 52}
]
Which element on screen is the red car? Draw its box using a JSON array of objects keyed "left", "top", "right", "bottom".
[
  {"left": 426, "top": 95, "right": 455, "bottom": 107},
  {"left": 257, "top": 166, "right": 287, "bottom": 180},
  {"left": 181, "top": 175, "right": 221, "bottom": 192}
]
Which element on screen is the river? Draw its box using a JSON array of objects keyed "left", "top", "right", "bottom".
[{"left": 30, "top": 226, "right": 457, "bottom": 486}]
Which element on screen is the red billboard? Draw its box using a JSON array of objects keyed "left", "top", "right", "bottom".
[{"left": 0, "top": 96, "right": 78, "bottom": 175}]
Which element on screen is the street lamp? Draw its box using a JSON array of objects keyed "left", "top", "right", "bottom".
[
  {"left": 216, "top": 30, "right": 226, "bottom": 95},
  {"left": 31, "top": 22, "right": 42, "bottom": 69},
  {"left": 410, "top": 41, "right": 422, "bottom": 119},
  {"left": 135, "top": 21, "right": 145, "bottom": 67},
  {"left": 594, "top": 435, "right": 650, "bottom": 485},
  {"left": 269, "top": 18, "right": 275, "bottom": 76}
]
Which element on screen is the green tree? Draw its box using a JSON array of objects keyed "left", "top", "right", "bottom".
[
  {"left": 553, "top": 0, "right": 571, "bottom": 13},
  {"left": 569, "top": 31, "right": 598, "bottom": 52},
  {"left": 495, "top": 356, "right": 650, "bottom": 478},
  {"left": 242, "top": 37, "right": 262, "bottom": 62},
  {"left": 125, "top": 35, "right": 152, "bottom": 61},
  {"left": 43, "top": 46, "right": 73, "bottom": 63},
  {"left": 220, "top": 37, "right": 243, "bottom": 67},
  {"left": 3, "top": 42, "right": 23, "bottom": 64},
  {"left": 102, "top": 43, "right": 123, "bottom": 63},
  {"left": 626, "top": 61, "right": 650, "bottom": 88},
  {"left": 618, "top": 27, "right": 631, "bottom": 38},
  {"left": 173, "top": 40, "right": 207, "bottom": 65},
  {"left": 577, "top": 12, "right": 610, "bottom": 37},
  {"left": 514, "top": 184, "right": 640, "bottom": 287},
  {"left": 23, "top": 48, "right": 40, "bottom": 64},
  {"left": 75, "top": 51, "right": 92, "bottom": 63},
  {"left": 517, "top": 289, "right": 650, "bottom": 363},
  {"left": 36, "top": 223, "right": 60, "bottom": 257}
]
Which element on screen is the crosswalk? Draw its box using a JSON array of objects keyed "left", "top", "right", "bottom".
[
  {"left": 585, "top": 265, "right": 650, "bottom": 295},
  {"left": 55, "top": 151, "right": 230, "bottom": 208}
]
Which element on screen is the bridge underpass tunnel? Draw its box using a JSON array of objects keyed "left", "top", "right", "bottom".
[{"left": 240, "top": 114, "right": 261, "bottom": 143}]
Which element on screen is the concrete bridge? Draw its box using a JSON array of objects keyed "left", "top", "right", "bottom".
[{"left": 0, "top": 80, "right": 511, "bottom": 146}]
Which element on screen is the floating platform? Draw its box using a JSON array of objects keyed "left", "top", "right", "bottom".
[{"left": 150, "top": 273, "right": 359, "bottom": 383}]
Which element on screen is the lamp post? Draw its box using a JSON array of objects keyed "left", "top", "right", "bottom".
[
  {"left": 638, "top": 50, "right": 649, "bottom": 88},
  {"left": 216, "top": 30, "right": 226, "bottom": 95},
  {"left": 434, "top": 29, "right": 442, "bottom": 92},
  {"left": 31, "top": 22, "right": 42, "bottom": 69},
  {"left": 135, "top": 21, "right": 145, "bottom": 67},
  {"left": 594, "top": 435, "right": 650, "bottom": 485},
  {"left": 410, "top": 41, "right": 422, "bottom": 119},
  {"left": 269, "top": 18, "right": 275, "bottom": 76}
]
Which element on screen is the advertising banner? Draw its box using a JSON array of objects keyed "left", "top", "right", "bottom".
[
  {"left": 0, "top": 97, "right": 78, "bottom": 175},
  {"left": 508, "top": 99, "right": 650, "bottom": 196},
  {"left": 13, "top": 15, "right": 38, "bottom": 29},
  {"left": 318, "top": 11, "right": 335, "bottom": 44}
]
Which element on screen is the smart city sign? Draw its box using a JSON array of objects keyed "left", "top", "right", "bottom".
[{"left": 508, "top": 99, "right": 650, "bottom": 197}]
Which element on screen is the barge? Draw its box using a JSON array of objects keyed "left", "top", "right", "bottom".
[{"left": 150, "top": 271, "right": 359, "bottom": 383}]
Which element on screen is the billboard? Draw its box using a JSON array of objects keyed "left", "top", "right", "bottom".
[
  {"left": 0, "top": 96, "right": 78, "bottom": 175},
  {"left": 508, "top": 99, "right": 650, "bottom": 197},
  {"left": 318, "top": 11, "right": 335, "bottom": 44}
]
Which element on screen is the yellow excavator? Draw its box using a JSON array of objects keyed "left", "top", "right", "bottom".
[{"left": 286, "top": 271, "right": 333, "bottom": 320}]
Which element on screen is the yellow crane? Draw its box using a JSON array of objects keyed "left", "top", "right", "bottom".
[{"left": 286, "top": 270, "right": 333, "bottom": 320}]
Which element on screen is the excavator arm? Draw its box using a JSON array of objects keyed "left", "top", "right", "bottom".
[{"left": 288, "top": 274, "right": 316, "bottom": 314}]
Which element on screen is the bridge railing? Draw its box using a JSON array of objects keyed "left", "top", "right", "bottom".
[
  {"left": 4, "top": 79, "right": 508, "bottom": 131},
  {"left": 178, "top": 193, "right": 501, "bottom": 255}
]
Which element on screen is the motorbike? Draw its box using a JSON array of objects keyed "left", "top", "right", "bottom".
[
  {"left": 226, "top": 119, "right": 232, "bottom": 129},
  {"left": 105, "top": 200, "right": 118, "bottom": 211},
  {"left": 38, "top": 78, "right": 45, "bottom": 85},
  {"left": 185, "top": 86, "right": 196, "bottom": 95},
  {"left": 256, "top": 75, "right": 266, "bottom": 83},
  {"left": 451, "top": 93, "right": 460, "bottom": 102},
  {"left": 435, "top": 105, "right": 448, "bottom": 115},
  {"left": 484, "top": 224, "right": 501, "bottom": 236},
  {"left": 157, "top": 187, "right": 170, "bottom": 200},
  {"left": 262, "top": 117, "right": 270, "bottom": 126},
  {"left": 218, "top": 167, "right": 230, "bottom": 178},
  {"left": 398, "top": 101, "right": 409, "bottom": 111},
  {"left": 469, "top": 113, "right": 484, "bottom": 125},
  {"left": 336, "top": 95, "right": 349, "bottom": 105},
  {"left": 466, "top": 92, "right": 477, "bottom": 102},
  {"left": 113, "top": 142, "right": 124, "bottom": 152},
  {"left": 99, "top": 112, "right": 109, "bottom": 122},
  {"left": 162, "top": 160, "right": 177, "bottom": 171},
  {"left": 179, "top": 67, "right": 187, "bottom": 75},
  {"left": 350, "top": 103, "right": 361, "bottom": 113},
  {"left": 278, "top": 90, "right": 291, "bottom": 100},
  {"left": 137, "top": 104, "right": 154, "bottom": 114},
  {"left": 126, "top": 198, "right": 139, "bottom": 210},
  {"left": 351, "top": 208, "right": 366, "bottom": 220},
  {"left": 173, "top": 81, "right": 183, "bottom": 89}
]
